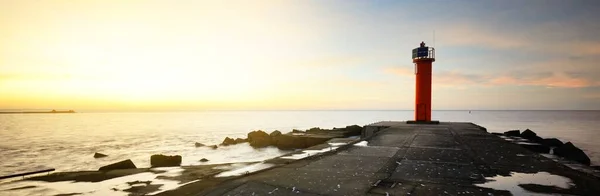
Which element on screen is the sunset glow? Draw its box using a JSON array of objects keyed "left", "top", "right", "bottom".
[{"left": 2, "top": 0, "right": 599, "bottom": 111}]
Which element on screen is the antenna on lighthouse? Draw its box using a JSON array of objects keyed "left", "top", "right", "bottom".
[{"left": 433, "top": 30, "right": 436, "bottom": 48}]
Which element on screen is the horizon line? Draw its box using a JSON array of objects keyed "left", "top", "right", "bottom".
[{"left": 2, "top": 109, "right": 600, "bottom": 113}]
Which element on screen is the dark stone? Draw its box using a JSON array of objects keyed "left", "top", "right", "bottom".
[
  {"left": 94, "top": 152, "right": 108, "bottom": 158},
  {"left": 304, "top": 125, "right": 362, "bottom": 137},
  {"left": 519, "top": 143, "right": 550, "bottom": 153},
  {"left": 99, "top": 159, "right": 136, "bottom": 171},
  {"left": 195, "top": 142, "right": 205, "bottom": 147},
  {"left": 247, "top": 130, "right": 271, "bottom": 148},
  {"left": 342, "top": 125, "right": 362, "bottom": 136},
  {"left": 270, "top": 130, "right": 282, "bottom": 137},
  {"left": 273, "top": 134, "right": 306, "bottom": 150},
  {"left": 491, "top": 132, "right": 503, "bottom": 136},
  {"left": 520, "top": 129, "right": 537, "bottom": 140},
  {"left": 554, "top": 142, "right": 591, "bottom": 165},
  {"left": 270, "top": 131, "right": 282, "bottom": 145},
  {"left": 541, "top": 138, "right": 564, "bottom": 147},
  {"left": 305, "top": 136, "right": 333, "bottom": 147},
  {"left": 208, "top": 145, "right": 218, "bottom": 149},
  {"left": 199, "top": 158, "right": 209, "bottom": 162},
  {"left": 150, "top": 154, "right": 182, "bottom": 167},
  {"left": 221, "top": 137, "right": 236, "bottom": 146},
  {"left": 292, "top": 129, "right": 305, "bottom": 133},
  {"left": 504, "top": 130, "right": 520, "bottom": 137},
  {"left": 234, "top": 138, "right": 247, "bottom": 144},
  {"left": 529, "top": 135, "right": 544, "bottom": 143},
  {"left": 306, "top": 127, "right": 324, "bottom": 134}
]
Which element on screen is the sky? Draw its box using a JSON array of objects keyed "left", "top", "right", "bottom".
[{"left": 1, "top": 0, "right": 600, "bottom": 111}]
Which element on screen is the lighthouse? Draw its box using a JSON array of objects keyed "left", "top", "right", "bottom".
[{"left": 410, "top": 41, "right": 437, "bottom": 123}]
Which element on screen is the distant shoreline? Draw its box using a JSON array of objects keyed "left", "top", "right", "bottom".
[{"left": 0, "top": 110, "right": 75, "bottom": 114}]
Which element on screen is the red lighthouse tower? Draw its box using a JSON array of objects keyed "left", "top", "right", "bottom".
[{"left": 410, "top": 41, "right": 437, "bottom": 123}]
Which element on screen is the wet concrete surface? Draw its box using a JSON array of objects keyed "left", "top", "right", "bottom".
[{"left": 193, "top": 122, "right": 600, "bottom": 195}]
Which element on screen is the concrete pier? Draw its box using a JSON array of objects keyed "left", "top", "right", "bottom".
[{"left": 165, "top": 122, "right": 600, "bottom": 195}]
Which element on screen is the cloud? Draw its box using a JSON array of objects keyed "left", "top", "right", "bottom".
[
  {"left": 384, "top": 66, "right": 413, "bottom": 76},
  {"left": 437, "top": 21, "right": 600, "bottom": 57},
  {"left": 384, "top": 66, "right": 600, "bottom": 88},
  {"left": 584, "top": 92, "right": 600, "bottom": 99},
  {"left": 489, "top": 73, "right": 595, "bottom": 88},
  {"left": 439, "top": 24, "right": 525, "bottom": 49}
]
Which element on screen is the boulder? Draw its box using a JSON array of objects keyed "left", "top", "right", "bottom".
[
  {"left": 250, "top": 137, "right": 271, "bottom": 148},
  {"left": 306, "top": 127, "right": 325, "bottom": 134},
  {"left": 529, "top": 135, "right": 544, "bottom": 143},
  {"left": 195, "top": 142, "right": 205, "bottom": 147},
  {"left": 221, "top": 137, "right": 236, "bottom": 146},
  {"left": 234, "top": 138, "right": 247, "bottom": 144},
  {"left": 520, "top": 129, "right": 537, "bottom": 140},
  {"left": 504, "top": 130, "right": 520, "bottom": 137},
  {"left": 305, "top": 136, "right": 334, "bottom": 147},
  {"left": 99, "top": 159, "right": 136, "bottom": 171},
  {"left": 554, "top": 142, "right": 591, "bottom": 165},
  {"left": 150, "top": 154, "right": 182, "bottom": 167},
  {"left": 199, "top": 158, "right": 209, "bottom": 162},
  {"left": 304, "top": 125, "right": 362, "bottom": 137},
  {"left": 270, "top": 130, "right": 282, "bottom": 137},
  {"left": 273, "top": 134, "right": 307, "bottom": 150},
  {"left": 519, "top": 143, "right": 550, "bottom": 154},
  {"left": 270, "top": 131, "right": 282, "bottom": 145},
  {"left": 248, "top": 130, "right": 269, "bottom": 140},
  {"left": 342, "top": 125, "right": 362, "bottom": 136},
  {"left": 94, "top": 152, "right": 108, "bottom": 158},
  {"left": 248, "top": 130, "right": 271, "bottom": 148},
  {"left": 208, "top": 145, "right": 218, "bottom": 149},
  {"left": 541, "top": 138, "right": 564, "bottom": 147},
  {"left": 292, "top": 129, "right": 305, "bottom": 133}
]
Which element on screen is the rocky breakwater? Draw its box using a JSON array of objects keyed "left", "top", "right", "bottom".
[
  {"left": 498, "top": 129, "right": 592, "bottom": 166},
  {"left": 219, "top": 125, "right": 363, "bottom": 150},
  {"left": 93, "top": 125, "right": 362, "bottom": 172}
]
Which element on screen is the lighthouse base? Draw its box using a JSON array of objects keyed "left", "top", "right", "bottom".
[{"left": 406, "top": 120, "right": 440, "bottom": 124}]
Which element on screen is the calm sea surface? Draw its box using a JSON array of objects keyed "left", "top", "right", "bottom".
[{"left": 1, "top": 110, "right": 599, "bottom": 176}]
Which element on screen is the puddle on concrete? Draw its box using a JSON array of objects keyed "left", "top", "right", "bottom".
[
  {"left": 476, "top": 172, "right": 573, "bottom": 196},
  {"left": 563, "top": 163, "right": 599, "bottom": 175},
  {"left": 354, "top": 141, "right": 369, "bottom": 147},
  {"left": 214, "top": 162, "right": 275, "bottom": 177},
  {"left": 500, "top": 136, "right": 529, "bottom": 142},
  {"left": 0, "top": 167, "right": 197, "bottom": 196},
  {"left": 280, "top": 147, "right": 339, "bottom": 160},
  {"left": 328, "top": 142, "right": 347, "bottom": 147},
  {"left": 150, "top": 167, "right": 185, "bottom": 177},
  {"left": 516, "top": 142, "right": 541, "bottom": 145},
  {"left": 278, "top": 139, "right": 354, "bottom": 160},
  {"left": 212, "top": 163, "right": 252, "bottom": 171},
  {"left": 541, "top": 153, "right": 558, "bottom": 159}
]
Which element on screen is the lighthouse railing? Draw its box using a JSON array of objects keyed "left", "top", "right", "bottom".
[{"left": 412, "top": 47, "right": 435, "bottom": 60}]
